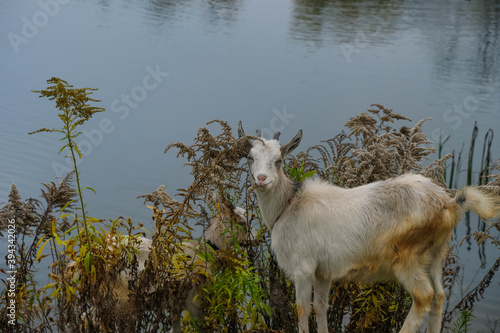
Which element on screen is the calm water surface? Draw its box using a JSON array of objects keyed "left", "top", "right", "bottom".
[{"left": 1, "top": 0, "right": 499, "bottom": 330}]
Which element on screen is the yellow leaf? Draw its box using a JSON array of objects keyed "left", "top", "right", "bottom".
[
  {"left": 42, "top": 282, "right": 57, "bottom": 291},
  {"left": 53, "top": 229, "right": 62, "bottom": 247},
  {"left": 65, "top": 284, "right": 76, "bottom": 301},
  {"left": 36, "top": 238, "right": 51, "bottom": 262},
  {"left": 91, "top": 265, "right": 96, "bottom": 284},
  {"left": 84, "top": 251, "right": 91, "bottom": 273},
  {"left": 36, "top": 235, "right": 46, "bottom": 247},
  {"left": 50, "top": 286, "right": 61, "bottom": 299}
]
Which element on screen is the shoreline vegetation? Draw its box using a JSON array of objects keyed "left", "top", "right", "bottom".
[{"left": 1, "top": 78, "right": 499, "bottom": 332}]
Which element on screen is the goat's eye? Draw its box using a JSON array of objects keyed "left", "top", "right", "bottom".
[
  {"left": 247, "top": 157, "right": 254, "bottom": 164},
  {"left": 275, "top": 159, "right": 283, "bottom": 165}
]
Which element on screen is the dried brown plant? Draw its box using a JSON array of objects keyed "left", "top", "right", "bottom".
[
  {"left": 0, "top": 173, "right": 77, "bottom": 332},
  {"left": 298, "top": 131, "right": 355, "bottom": 184},
  {"left": 301, "top": 104, "right": 451, "bottom": 189},
  {"left": 443, "top": 257, "right": 500, "bottom": 326},
  {"left": 341, "top": 104, "right": 442, "bottom": 187},
  {"left": 0, "top": 173, "right": 75, "bottom": 242},
  {"left": 137, "top": 185, "right": 176, "bottom": 207},
  {"left": 0, "top": 184, "right": 39, "bottom": 237},
  {"left": 479, "top": 160, "right": 500, "bottom": 197},
  {"left": 164, "top": 119, "right": 252, "bottom": 225}
]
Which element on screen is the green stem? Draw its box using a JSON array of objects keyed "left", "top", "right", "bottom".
[
  {"left": 467, "top": 122, "right": 478, "bottom": 186},
  {"left": 63, "top": 115, "right": 90, "bottom": 244}
]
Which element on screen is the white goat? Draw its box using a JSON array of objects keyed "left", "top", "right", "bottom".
[
  {"left": 69, "top": 205, "right": 249, "bottom": 333},
  {"left": 238, "top": 122, "right": 500, "bottom": 333}
]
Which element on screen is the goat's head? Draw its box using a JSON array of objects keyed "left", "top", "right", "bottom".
[
  {"left": 238, "top": 121, "right": 303, "bottom": 191},
  {"left": 206, "top": 204, "right": 250, "bottom": 249}
]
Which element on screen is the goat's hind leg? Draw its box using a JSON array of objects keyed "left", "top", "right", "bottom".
[
  {"left": 427, "top": 258, "right": 445, "bottom": 333},
  {"left": 397, "top": 268, "right": 434, "bottom": 333}
]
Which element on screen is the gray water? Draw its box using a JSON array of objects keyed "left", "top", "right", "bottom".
[{"left": 1, "top": 0, "right": 499, "bottom": 331}]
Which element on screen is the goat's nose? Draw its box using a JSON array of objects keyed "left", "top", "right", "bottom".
[{"left": 257, "top": 174, "right": 267, "bottom": 182}]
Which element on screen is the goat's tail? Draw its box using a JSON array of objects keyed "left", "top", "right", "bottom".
[{"left": 453, "top": 187, "right": 500, "bottom": 222}]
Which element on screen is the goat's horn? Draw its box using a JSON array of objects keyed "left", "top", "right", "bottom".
[
  {"left": 273, "top": 131, "right": 281, "bottom": 141},
  {"left": 237, "top": 121, "right": 246, "bottom": 138},
  {"left": 256, "top": 129, "right": 263, "bottom": 138}
]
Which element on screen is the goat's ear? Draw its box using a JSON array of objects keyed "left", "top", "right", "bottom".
[
  {"left": 281, "top": 130, "right": 303, "bottom": 157},
  {"left": 238, "top": 121, "right": 246, "bottom": 138},
  {"left": 219, "top": 202, "right": 229, "bottom": 216}
]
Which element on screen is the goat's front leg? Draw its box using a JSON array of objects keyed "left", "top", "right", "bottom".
[
  {"left": 295, "top": 277, "right": 313, "bottom": 333},
  {"left": 171, "top": 316, "right": 182, "bottom": 333},
  {"left": 184, "top": 287, "right": 208, "bottom": 333},
  {"left": 313, "top": 277, "right": 331, "bottom": 333}
]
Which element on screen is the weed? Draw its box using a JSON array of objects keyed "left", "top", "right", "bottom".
[
  {"left": 30, "top": 77, "right": 104, "bottom": 239},
  {"left": 285, "top": 159, "right": 317, "bottom": 182},
  {"left": 467, "top": 122, "right": 479, "bottom": 186},
  {"left": 479, "top": 129, "right": 494, "bottom": 185},
  {"left": 450, "top": 309, "right": 475, "bottom": 333}
]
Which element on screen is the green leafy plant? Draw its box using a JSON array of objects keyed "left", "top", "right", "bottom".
[
  {"left": 285, "top": 159, "right": 317, "bottom": 182},
  {"left": 200, "top": 243, "right": 271, "bottom": 332},
  {"left": 450, "top": 309, "right": 475, "bottom": 333},
  {"left": 28, "top": 77, "right": 109, "bottom": 331}
]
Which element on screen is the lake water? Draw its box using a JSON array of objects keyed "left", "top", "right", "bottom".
[{"left": 1, "top": 0, "right": 499, "bottom": 331}]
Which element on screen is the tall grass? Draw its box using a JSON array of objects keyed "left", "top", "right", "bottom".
[
  {"left": 29, "top": 77, "right": 104, "bottom": 239},
  {"left": 467, "top": 122, "right": 479, "bottom": 186},
  {"left": 442, "top": 122, "right": 494, "bottom": 190},
  {"left": 438, "top": 133, "right": 451, "bottom": 182},
  {"left": 450, "top": 310, "right": 475, "bottom": 333},
  {"left": 479, "top": 129, "right": 494, "bottom": 186}
]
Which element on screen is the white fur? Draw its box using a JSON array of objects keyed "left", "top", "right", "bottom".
[{"left": 239, "top": 122, "right": 500, "bottom": 333}]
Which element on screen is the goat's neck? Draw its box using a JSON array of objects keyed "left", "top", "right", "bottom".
[{"left": 255, "top": 172, "right": 295, "bottom": 230}]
